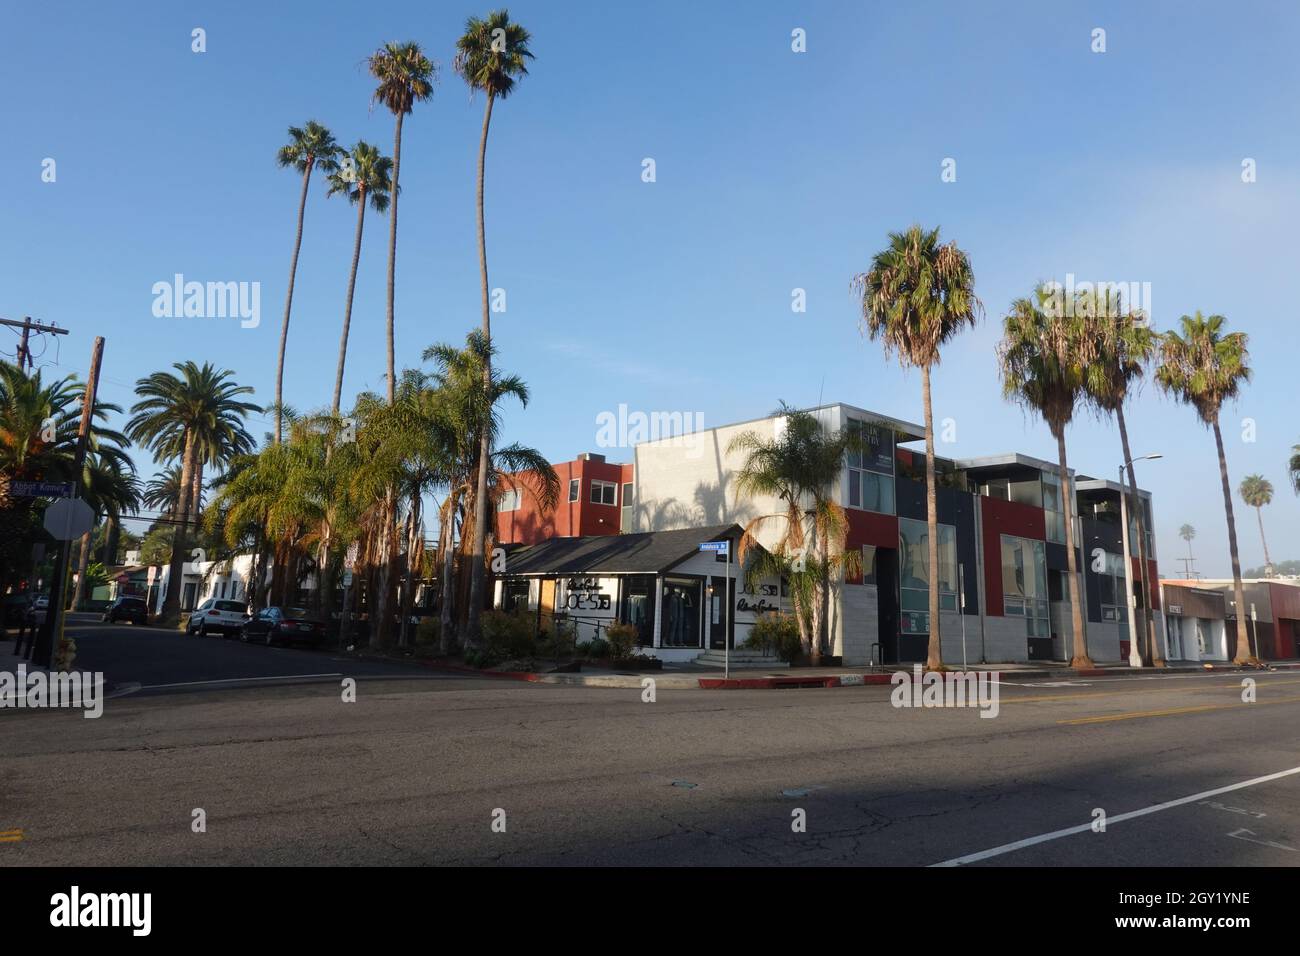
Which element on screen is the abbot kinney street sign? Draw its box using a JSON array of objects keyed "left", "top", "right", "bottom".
[
  {"left": 699, "top": 541, "right": 730, "bottom": 554},
  {"left": 10, "top": 480, "right": 73, "bottom": 498}
]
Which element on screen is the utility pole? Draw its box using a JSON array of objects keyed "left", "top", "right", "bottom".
[
  {"left": 1, "top": 315, "right": 67, "bottom": 371},
  {"left": 33, "top": 337, "right": 105, "bottom": 669}
]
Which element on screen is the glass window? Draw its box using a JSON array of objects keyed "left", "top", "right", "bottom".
[
  {"left": 1001, "top": 534, "right": 1049, "bottom": 639},
  {"left": 568, "top": 478, "right": 580, "bottom": 503},
  {"left": 590, "top": 480, "right": 616, "bottom": 505},
  {"left": 847, "top": 419, "right": 896, "bottom": 515},
  {"left": 861, "top": 545, "right": 877, "bottom": 586},
  {"left": 899, "top": 518, "right": 957, "bottom": 634},
  {"left": 499, "top": 487, "right": 521, "bottom": 512},
  {"left": 1042, "top": 472, "right": 1065, "bottom": 544}
]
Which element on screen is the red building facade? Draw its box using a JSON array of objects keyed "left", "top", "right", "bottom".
[{"left": 496, "top": 453, "right": 634, "bottom": 546}]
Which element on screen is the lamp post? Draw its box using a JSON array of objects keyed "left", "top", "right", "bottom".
[{"left": 1119, "top": 453, "right": 1161, "bottom": 667}]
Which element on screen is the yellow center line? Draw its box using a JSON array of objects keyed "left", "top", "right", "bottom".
[
  {"left": 1058, "top": 694, "right": 1300, "bottom": 726},
  {"left": 0, "top": 829, "right": 23, "bottom": 843}
]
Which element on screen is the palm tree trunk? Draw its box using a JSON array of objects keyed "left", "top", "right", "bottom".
[
  {"left": 439, "top": 495, "right": 458, "bottom": 655},
  {"left": 102, "top": 513, "right": 119, "bottom": 566},
  {"left": 333, "top": 194, "right": 367, "bottom": 415},
  {"left": 71, "top": 529, "right": 92, "bottom": 609},
  {"left": 385, "top": 115, "right": 403, "bottom": 405},
  {"left": 465, "top": 93, "right": 497, "bottom": 650},
  {"left": 819, "top": 529, "right": 831, "bottom": 661},
  {"left": 160, "top": 436, "right": 196, "bottom": 623},
  {"left": 399, "top": 491, "right": 421, "bottom": 647},
  {"left": 276, "top": 161, "right": 313, "bottom": 444},
  {"left": 190, "top": 462, "right": 203, "bottom": 539},
  {"left": 921, "top": 364, "right": 943, "bottom": 670},
  {"left": 371, "top": 501, "right": 395, "bottom": 646},
  {"left": 1256, "top": 506, "right": 1273, "bottom": 571},
  {"left": 1214, "top": 420, "right": 1255, "bottom": 663},
  {"left": 1116, "top": 406, "right": 1160, "bottom": 666},
  {"left": 1055, "top": 427, "right": 1091, "bottom": 668}
]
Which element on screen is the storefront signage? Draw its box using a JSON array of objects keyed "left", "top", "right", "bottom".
[
  {"left": 564, "top": 577, "right": 611, "bottom": 612},
  {"left": 1168, "top": 604, "right": 1183, "bottom": 615}
]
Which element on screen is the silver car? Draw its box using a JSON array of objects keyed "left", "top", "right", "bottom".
[{"left": 186, "top": 598, "right": 249, "bottom": 637}]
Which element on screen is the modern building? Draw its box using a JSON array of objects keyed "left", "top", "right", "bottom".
[
  {"left": 496, "top": 452, "right": 634, "bottom": 545},
  {"left": 1158, "top": 581, "right": 1229, "bottom": 661},
  {"left": 1162, "top": 578, "right": 1300, "bottom": 661},
  {"left": 494, "top": 402, "right": 1164, "bottom": 667}
]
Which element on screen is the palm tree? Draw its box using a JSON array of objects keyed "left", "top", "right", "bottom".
[
  {"left": 852, "top": 225, "right": 981, "bottom": 670},
  {"left": 141, "top": 465, "right": 186, "bottom": 518},
  {"left": 1289, "top": 445, "right": 1300, "bottom": 496},
  {"left": 274, "top": 121, "right": 341, "bottom": 443},
  {"left": 72, "top": 451, "right": 140, "bottom": 609},
  {"left": 455, "top": 10, "right": 535, "bottom": 648},
  {"left": 1179, "top": 523, "right": 1197, "bottom": 575},
  {"left": 998, "top": 285, "right": 1091, "bottom": 667},
  {"left": 326, "top": 141, "right": 394, "bottom": 415},
  {"left": 1239, "top": 474, "right": 1275, "bottom": 576},
  {"left": 1155, "top": 312, "right": 1254, "bottom": 664},
  {"left": 128, "top": 362, "right": 259, "bottom": 624},
  {"left": 728, "top": 405, "right": 864, "bottom": 665},
  {"left": 367, "top": 42, "right": 435, "bottom": 405},
  {"left": 1078, "top": 291, "right": 1163, "bottom": 665}
]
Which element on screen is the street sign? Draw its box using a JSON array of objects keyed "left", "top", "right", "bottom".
[
  {"left": 699, "top": 541, "right": 730, "bottom": 554},
  {"left": 43, "top": 497, "right": 93, "bottom": 541},
  {"left": 10, "top": 480, "right": 73, "bottom": 498},
  {"left": 342, "top": 570, "right": 354, "bottom": 587}
]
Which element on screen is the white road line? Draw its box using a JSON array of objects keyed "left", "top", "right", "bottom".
[
  {"left": 139, "top": 673, "right": 343, "bottom": 690},
  {"left": 930, "top": 764, "right": 1300, "bottom": 867}
]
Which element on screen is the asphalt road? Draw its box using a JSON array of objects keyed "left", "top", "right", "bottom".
[{"left": 2, "top": 618, "right": 1298, "bottom": 866}]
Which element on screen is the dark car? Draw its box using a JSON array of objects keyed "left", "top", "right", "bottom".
[
  {"left": 102, "top": 596, "right": 150, "bottom": 625},
  {"left": 240, "top": 606, "right": 326, "bottom": 647}
]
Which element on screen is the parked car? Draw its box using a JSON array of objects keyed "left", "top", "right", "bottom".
[
  {"left": 186, "top": 598, "right": 248, "bottom": 637},
  {"left": 2, "top": 593, "right": 35, "bottom": 626},
  {"left": 102, "top": 596, "right": 150, "bottom": 625},
  {"left": 33, "top": 594, "right": 50, "bottom": 611},
  {"left": 240, "top": 606, "right": 326, "bottom": 647}
]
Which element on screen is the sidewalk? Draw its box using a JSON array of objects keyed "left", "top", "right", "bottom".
[{"left": 346, "top": 647, "right": 1300, "bottom": 691}]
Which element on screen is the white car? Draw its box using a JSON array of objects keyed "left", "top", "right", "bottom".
[{"left": 186, "top": 598, "right": 248, "bottom": 637}]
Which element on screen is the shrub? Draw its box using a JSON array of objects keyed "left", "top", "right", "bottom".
[
  {"left": 415, "top": 616, "right": 440, "bottom": 646},
  {"left": 745, "top": 612, "right": 802, "bottom": 663},
  {"left": 606, "top": 623, "right": 638, "bottom": 660},
  {"left": 581, "top": 637, "right": 610, "bottom": 659},
  {"left": 480, "top": 609, "right": 535, "bottom": 660}
]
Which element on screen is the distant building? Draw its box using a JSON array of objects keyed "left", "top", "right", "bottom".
[{"left": 1162, "top": 577, "right": 1300, "bottom": 660}]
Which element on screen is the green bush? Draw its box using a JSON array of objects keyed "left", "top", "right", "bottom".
[
  {"left": 480, "top": 609, "right": 535, "bottom": 660},
  {"left": 606, "top": 623, "right": 638, "bottom": 660},
  {"left": 745, "top": 612, "right": 802, "bottom": 662},
  {"left": 578, "top": 637, "right": 610, "bottom": 659}
]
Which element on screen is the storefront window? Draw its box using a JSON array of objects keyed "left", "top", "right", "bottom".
[
  {"left": 661, "top": 578, "right": 701, "bottom": 648},
  {"left": 899, "top": 517, "right": 957, "bottom": 633},
  {"left": 1097, "top": 551, "right": 1129, "bottom": 623},
  {"left": 1001, "top": 534, "right": 1049, "bottom": 638}
]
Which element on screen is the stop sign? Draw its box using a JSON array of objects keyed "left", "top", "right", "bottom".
[{"left": 44, "top": 497, "right": 94, "bottom": 541}]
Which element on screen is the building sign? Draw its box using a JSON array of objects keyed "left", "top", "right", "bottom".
[
  {"left": 849, "top": 420, "right": 895, "bottom": 474},
  {"left": 563, "top": 577, "right": 612, "bottom": 611},
  {"left": 736, "top": 583, "right": 780, "bottom": 614},
  {"left": 1168, "top": 604, "right": 1183, "bottom": 616}
]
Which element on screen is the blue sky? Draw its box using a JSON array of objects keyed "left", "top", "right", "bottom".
[{"left": 4, "top": 1, "right": 1299, "bottom": 577}]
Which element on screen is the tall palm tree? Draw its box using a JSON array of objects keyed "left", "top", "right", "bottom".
[
  {"left": 455, "top": 10, "right": 534, "bottom": 648},
  {"left": 420, "top": 331, "right": 557, "bottom": 651},
  {"left": 128, "top": 362, "right": 259, "bottom": 624},
  {"left": 326, "top": 141, "right": 394, "bottom": 415},
  {"left": 852, "top": 225, "right": 981, "bottom": 670},
  {"left": 1289, "top": 445, "right": 1300, "bottom": 496},
  {"left": 367, "top": 42, "right": 435, "bottom": 405},
  {"left": 1078, "top": 290, "right": 1163, "bottom": 665},
  {"left": 141, "top": 465, "right": 186, "bottom": 518},
  {"left": 1179, "top": 523, "right": 1197, "bottom": 575},
  {"left": 1239, "top": 474, "right": 1275, "bottom": 576},
  {"left": 998, "top": 285, "right": 1091, "bottom": 668},
  {"left": 72, "top": 451, "right": 139, "bottom": 609},
  {"left": 1155, "top": 311, "right": 1254, "bottom": 664},
  {"left": 274, "top": 121, "right": 341, "bottom": 443},
  {"left": 728, "top": 405, "right": 864, "bottom": 665}
]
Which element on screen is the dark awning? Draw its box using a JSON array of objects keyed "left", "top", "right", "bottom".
[{"left": 503, "top": 524, "right": 741, "bottom": 576}]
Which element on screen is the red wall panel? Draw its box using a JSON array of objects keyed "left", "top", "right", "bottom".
[{"left": 980, "top": 497, "right": 1047, "bottom": 617}]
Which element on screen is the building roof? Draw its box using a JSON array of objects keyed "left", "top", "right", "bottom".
[{"left": 503, "top": 524, "right": 741, "bottom": 576}]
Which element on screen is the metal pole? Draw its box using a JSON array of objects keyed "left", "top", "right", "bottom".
[
  {"left": 725, "top": 541, "right": 731, "bottom": 681},
  {"left": 1119, "top": 465, "right": 1141, "bottom": 666},
  {"left": 959, "top": 565, "right": 968, "bottom": 670}
]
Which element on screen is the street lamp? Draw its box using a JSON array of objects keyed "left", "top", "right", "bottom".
[{"left": 1119, "top": 454, "right": 1162, "bottom": 667}]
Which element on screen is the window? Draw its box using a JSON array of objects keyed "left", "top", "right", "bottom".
[
  {"left": 847, "top": 419, "right": 896, "bottom": 515},
  {"left": 1097, "top": 551, "right": 1129, "bottom": 623},
  {"left": 590, "top": 479, "right": 617, "bottom": 506},
  {"left": 620, "top": 482, "right": 634, "bottom": 532},
  {"left": 499, "top": 487, "right": 521, "bottom": 512},
  {"left": 1041, "top": 472, "right": 1065, "bottom": 544},
  {"left": 1001, "top": 535, "right": 1049, "bottom": 639},
  {"left": 568, "top": 478, "right": 580, "bottom": 503},
  {"left": 861, "top": 545, "right": 877, "bottom": 586},
  {"left": 899, "top": 518, "right": 958, "bottom": 633}
]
